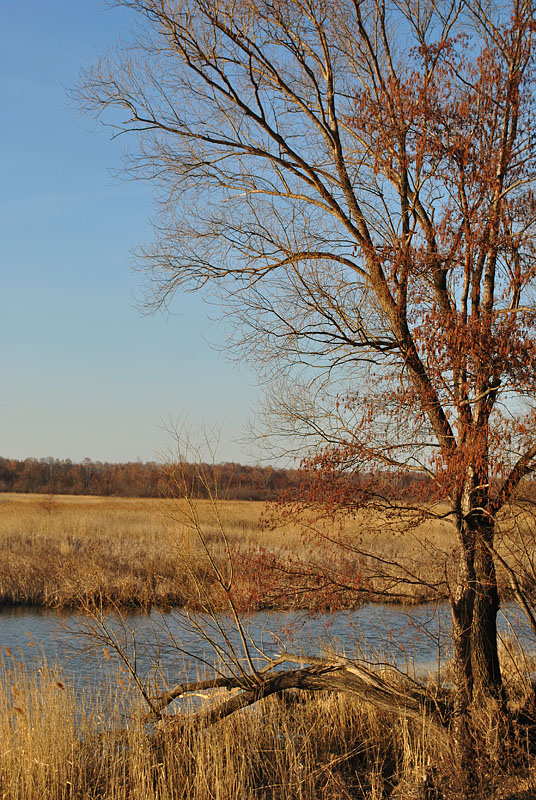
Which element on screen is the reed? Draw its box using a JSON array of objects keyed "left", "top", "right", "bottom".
[
  {"left": 0, "top": 493, "right": 533, "bottom": 611},
  {"left": 0, "top": 494, "right": 269, "bottom": 610},
  {"left": 0, "top": 650, "right": 534, "bottom": 800}
]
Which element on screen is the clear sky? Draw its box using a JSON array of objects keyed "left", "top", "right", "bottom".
[{"left": 1, "top": 0, "right": 262, "bottom": 465}]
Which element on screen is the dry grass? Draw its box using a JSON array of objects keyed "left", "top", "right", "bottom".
[
  {"left": 0, "top": 494, "right": 275, "bottom": 610},
  {"left": 2, "top": 495, "right": 536, "bottom": 798},
  {"left": 0, "top": 492, "right": 532, "bottom": 611},
  {"left": 0, "top": 494, "right": 452, "bottom": 611},
  {"left": 0, "top": 651, "right": 535, "bottom": 800}
]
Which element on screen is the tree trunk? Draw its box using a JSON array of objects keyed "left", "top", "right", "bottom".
[
  {"left": 471, "top": 523, "right": 505, "bottom": 705},
  {"left": 449, "top": 510, "right": 505, "bottom": 784},
  {"left": 450, "top": 530, "right": 476, "bottom": 774}
]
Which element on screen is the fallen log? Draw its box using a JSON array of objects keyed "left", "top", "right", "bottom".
[{"left": 151, "top": 654, "right": 452, "bottom": 733}]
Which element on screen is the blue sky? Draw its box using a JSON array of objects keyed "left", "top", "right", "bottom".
[{"left": 1, "top": 1, "right": 261, "bottom": 464}]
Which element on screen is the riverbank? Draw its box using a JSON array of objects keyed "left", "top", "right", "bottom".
[
  {"left": 0, "top": 493, "right": 532, "bottom": 612},
  {"left": 1, "top": 651, "right": 535, "bottom": 799}
]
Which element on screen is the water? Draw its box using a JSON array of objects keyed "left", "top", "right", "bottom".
[{"left": 0, "top": 602, "right": 534, "bottom": 697}]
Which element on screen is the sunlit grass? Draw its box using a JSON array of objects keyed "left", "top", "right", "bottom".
[
  {"left": 0, "top": 649, "right": 535, "bottom": 800},
  {"left": 0, "top": 494, "right": 269, "bottom": 610},
  {"left": 0, "top": 493, "right": 531, "bottom": 610}
]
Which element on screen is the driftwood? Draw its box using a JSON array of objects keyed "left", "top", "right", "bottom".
[{"left": 151, "top": 654, "right": 452, "bottom": 732}]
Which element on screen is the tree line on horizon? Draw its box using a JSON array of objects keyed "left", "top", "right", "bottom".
[
  {"left": 0, "top": 455, "right": 441, "bottom": 502},
  {"left": 0, "top": 456, "right": 303, "bottom": 500}
]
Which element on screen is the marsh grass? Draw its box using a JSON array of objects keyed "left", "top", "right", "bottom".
[
  {"left": 2, "top": 495, "right": 536, "bottom": 798},
  {"left": 0, "top": 657, "right": 445, "bottom": 799},
  {"left": 1, "top": 651, "right": 536, "bottom": 799},
  {"left": 0, "top": 493, "right": 532, "bottom": 611},
  {"left": 0, "top": 494, "right": 270, "bottom": 610}
]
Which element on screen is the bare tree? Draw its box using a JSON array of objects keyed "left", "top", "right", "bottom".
[{"left": 77, "top": 0, "right": 536, "bottom": 763}]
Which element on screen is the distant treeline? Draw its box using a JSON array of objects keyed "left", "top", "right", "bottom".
[
  {"left": 0, "top": 457, "right": 301, "bottom": 500},
  {"left": 0, "top": 456, "right": 449, "bottom": 502}
]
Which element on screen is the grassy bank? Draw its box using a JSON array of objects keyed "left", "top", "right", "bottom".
[
  {"left": 0, "top": 492, "right": 532, "bottom": 611},
  {"left": 0, "top": 653, "right": 535, "bottom": 800},
  {"left": 0, "top": 494, "right": 275, "bottom": 609},
  {"left": 0, "top": 493, "right": 452, "bottom": 610}
]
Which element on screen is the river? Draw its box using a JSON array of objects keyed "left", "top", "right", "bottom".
[{"left": 0, "top": 601, "right": 534, "bottom": 698}]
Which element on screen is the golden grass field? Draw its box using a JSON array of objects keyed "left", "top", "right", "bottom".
[
  {"left": 0, "top": 491, "right": 533, "bottom": 611},
  {"left": 0, "top": 657, "right": 449, "bottom": 799},
  {"left": 2, "top": 494, "right": 536, "bottom": 797},
  {"left": 0, "top": 493, "right": 274, "bottom": 609},
  {"left": 0, "top": 492, "right": 462, "bottom": 611}
]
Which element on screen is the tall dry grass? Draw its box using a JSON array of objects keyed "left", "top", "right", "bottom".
[
  {"left": 0, "top": 494, "right": 269, "bottom": 610},
  {"left": 0, "top": 493, "right": 444, "bottom": 610},
  {"left": 0, "top": 492, "right": 533, "bottom": 611},
  {"left": 1, "top": 651, "right": 535, "bottom": 800}
]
